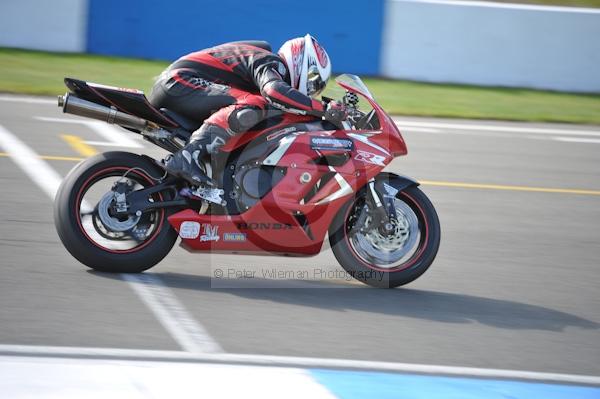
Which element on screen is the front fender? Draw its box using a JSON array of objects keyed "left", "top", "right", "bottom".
[{"left": 373, "top": 172, "right": 419, "bottom": 197}]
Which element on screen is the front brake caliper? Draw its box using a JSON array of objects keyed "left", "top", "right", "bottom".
[{"left": 349, "top": 203, "right": 370, "bottom": 236}]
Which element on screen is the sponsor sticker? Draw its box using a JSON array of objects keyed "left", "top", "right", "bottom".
[
  {"left": 383, "top": 182, "right": 399, "bottom": 197},
  {"left": 223, "top": 232, "right": 247, "bottom": 242},
  {"left": 200, "top": 224, "right": 220, "bottom": 242},
  {"left": 310, "top": 137, "right": 354, "bottom": 151},
  {"left": 179, "top": 221, "right": 200, "bottom": 239}
]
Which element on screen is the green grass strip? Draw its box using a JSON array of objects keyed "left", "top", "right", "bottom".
[{"left": 1, "top": 48, "right": 598, "bottom": 125}]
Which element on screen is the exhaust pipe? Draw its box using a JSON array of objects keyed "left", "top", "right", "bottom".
[{"left": 58, "top": 93, "right": 148, "bottom": 131}]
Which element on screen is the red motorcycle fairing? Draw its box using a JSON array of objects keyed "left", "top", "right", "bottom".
[
  {"left": 168, "top": 75, "right": 409, "bottom": 256},
  {"left": 55, "top": 73, "right": 440, "bottom": 287},
  {"left": 168, "top": 126, "right": 400, "bottom": 256},
  {"left": 219, "top": 112, "right": 315, "bottom": 152}
]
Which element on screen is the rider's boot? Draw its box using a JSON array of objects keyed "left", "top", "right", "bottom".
[{"left": 163, "top": 123, "right": 230, "bottom": 187}]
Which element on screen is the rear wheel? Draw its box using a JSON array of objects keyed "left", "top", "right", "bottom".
[
  {"left": 54, "top": 152, "right": 178, "bottom": 273},
  {"left": 329, "top": 177, "right": 440, "bottom": 288}
]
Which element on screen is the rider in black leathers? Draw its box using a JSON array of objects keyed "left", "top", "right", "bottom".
[{"left": 149, "top": 35, "right": 336, "bottom": 185}]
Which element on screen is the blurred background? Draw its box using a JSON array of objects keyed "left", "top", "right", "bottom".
[
  {"left": 1, "top": 0, "right": 599, "bottom": 122},
  {"left": 0, "top": 1, "right": 599, "bottom": 398},
  {"left": 2, "top": 0, "right": 600, "bottom": 89}
]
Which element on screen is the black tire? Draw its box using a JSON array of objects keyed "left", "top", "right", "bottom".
[
  {"left": 329, "top": 176, "right": 440, "bottom": 288},
  {"left": 54, "top": 151, "right": 178, "bottom": 273}
]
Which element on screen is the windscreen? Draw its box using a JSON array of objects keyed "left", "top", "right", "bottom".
[{"left": 335, "top": 74, "right": 374, "bottom": 100}]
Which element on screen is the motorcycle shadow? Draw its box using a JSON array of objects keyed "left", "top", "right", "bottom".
[{"left": 91, "top": 270, "right": 599, "bottom": 333}]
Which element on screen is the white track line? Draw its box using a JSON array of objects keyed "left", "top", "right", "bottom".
[
  {"left": 395, "top": 126, "right": 441, "bottom": 133},
  {"left": 394, "top": 119, "right": 600, "bottom": 137},
  {"left": 0, "top": 123, "right": 221, "bottom": 354},
  {"left": 35, "top": 116, "right": 143, "bottom": 148},
  {"left": 123, "top": 274, "right": 223, "bottom": 353},
  {"left": 0, "top": 125, "right": 62, "bottom": 199},
  {"left": 0, "top": 344, "right": 598, "bottom": 386},
  {"left": 398, "top": 128, "right": 589, "bottom": 144},
  {"left": 0, "top": 94, "right": 55, "bottom": 105},
  {"left": 84, "top": 120, "right": 144, "bottom": 149},
  {"left": 553, "top": 137, "right": 600, "bottom": 144},
  {"left": 84, "top": 140, "right": 137, "bottom": 147}
]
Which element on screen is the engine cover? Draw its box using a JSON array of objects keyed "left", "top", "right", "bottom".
[{"left": 233, "top": 163, "right": 285, "bottom": 211}]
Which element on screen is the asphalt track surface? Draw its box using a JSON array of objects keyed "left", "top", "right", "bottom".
[{"left": 0, "top": 94, "right": 599, "bottom": 380}]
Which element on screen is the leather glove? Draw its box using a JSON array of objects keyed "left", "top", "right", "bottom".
[{"left": 323, "top": 100, "right": 347, "bottom": 125}]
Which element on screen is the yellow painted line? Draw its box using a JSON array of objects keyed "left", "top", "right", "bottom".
[
  {"left": 60, "top": 134, "right": 98, "bottom": 157},
  {"left": 0, "top": 152, "right": 84, "bottom": 161},
  {"left": 40, "top": 155, "right": 85, "bottom": 161},
  {"left": 0, "top": 151, "right": 598, "bottom": 196},
  {"left": 421, "top": 180, "right": 600, "bottom": 196}
]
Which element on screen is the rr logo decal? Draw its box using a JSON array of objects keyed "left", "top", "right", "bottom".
[{"left": 354, "top": 150, "right": 386, "bottom": 166}]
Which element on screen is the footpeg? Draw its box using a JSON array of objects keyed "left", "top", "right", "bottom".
[{"left": 182, "top": 187, "right": 226, "bottom": 206}]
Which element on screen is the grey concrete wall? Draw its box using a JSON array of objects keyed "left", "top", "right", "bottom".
[
  {"left": 381, "top": 0, "right": 600, "bottom": 92},
  {"left": 0, "top": 0, "right": 88, "bottom": 52}
]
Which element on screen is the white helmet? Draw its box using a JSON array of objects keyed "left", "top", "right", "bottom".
[{"left": 278, "top": 34, "right": 332, "bottom": 98}]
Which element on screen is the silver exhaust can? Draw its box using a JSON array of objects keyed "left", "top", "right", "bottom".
[{"left": 57, "top": 93, "right": 148, "bottom": 131}]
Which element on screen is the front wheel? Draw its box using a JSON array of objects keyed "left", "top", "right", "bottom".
[
  {"left": 329, "top": 178, "right": 440, "bottom": 288},
  {"left": 54, "top": 151, "right": 178, "bottom": 273}
]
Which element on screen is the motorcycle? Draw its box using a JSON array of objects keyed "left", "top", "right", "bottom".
[{"left": 54, "top": 74, "right": 440, "bottom": 288}]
